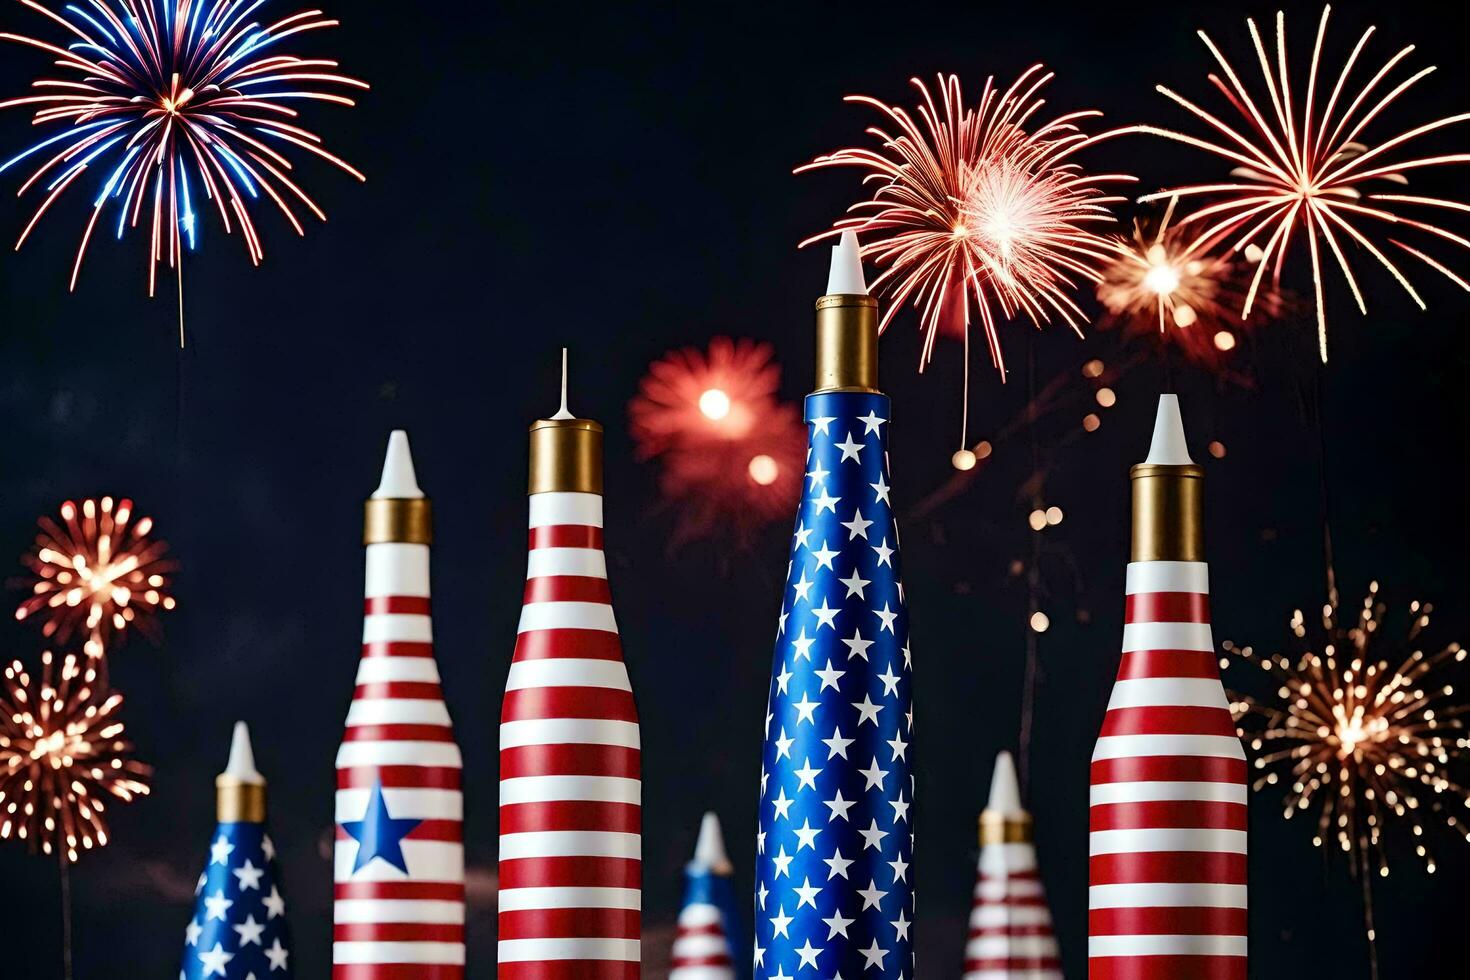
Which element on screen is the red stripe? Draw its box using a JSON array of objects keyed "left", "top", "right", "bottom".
[
  {"left": 967, "top": 925, "right": 1058, "bottom": 937},
  {"left": 499, "top": 963, "right": 639, "bottom": 980},
  {"left": 1125, "top": 592, "right": 1209, "bottom": 623},
  {"left": 1089, "top": 851, "right": 1247, "bottom": 885},
  {"left": 1089, "top": 956, "right": 1245, "bottom": 980},
  {"left": 672, "top": 955, "right": 735, "bottom": 968},
  {"left": 523, "top": 576, "right": 613, "bottom": 604},
  {"left": 1092, "top": 756, "right": 1247, "bottom": 785},
  {"left": 361, "top": 641, "right": 435, "bottom": 658},
  {"left": 335, "top": 880, "right": 465, "bottom": 900},
  {"left": 337, "top": 766, "right": 462, "bottom": 789},
  {"left": 677, "top": 924, "right": 726, "bottom": 938},
  {"left": 498, "top": 856, "right": 640, "bottom": 890},
  {"left": 528, "top": 525, "right": 603, "bottom": 550},
  {"left": 497, "top": 907, "right": 640, "bottom": 940},
  {"left": 501, "top": 687, "right": 638, "bottom": 723},
  {"left": 499, "top": 801, "right": 640, "bottom": 835},
  {"left": 335, "top": 967, "right": 463, "bottom": 980},
  {"left": 353, "top": 681, "right": 445, "bottom": 701},
  {"left": 333, "top": 922, "right": 465, "bottom": 942},
  {"left": 966, "top": 958, "right": 1062, "bottom": 971},
  {"left": 364, "top": 596, "right": 431, "bottom": 615},
  {"left": 1090, "top": 800, "right": 1247, "bottom": 831},
  {"left": 501, "top": 744, "right": 642, "bottom": 779},
  {"left": 336, "top": 818, "right": 461, "bottom": 842},
  {"left": 1117, "top": 650, "right": 1223, "bottom": 680},
  {"left": 343, "top": 724, "right": 456, "bottom": 743},
  {"left": 513, "top": 630, "right": 625, "bottom": 662},
  {"left": 1099, "top": 706, "right": 1238, "bottom": 737},
  {"left": 1090, "top": 906, "right": 1248, "bottom": 937}
]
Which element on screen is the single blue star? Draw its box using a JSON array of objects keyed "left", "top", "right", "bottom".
[{"left": 339, "top": 781, "right": 422, "bottom": 874}]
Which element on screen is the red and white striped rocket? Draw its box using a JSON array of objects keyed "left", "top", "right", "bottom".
[
  {"left": 965, "top": 751, "right": 1062, "bottom": 980},
  {"left": 1089, "top": 395, "right": 1247, "bottom": 980},
  {"left": 334, "top": 431, "right": 465, "bottom": 979},
  {"left": 498, "top": 374, "right": 641, "bottom": 978},
  {"left": 670, "top": 813, "right": 739, "bottom": 980}
]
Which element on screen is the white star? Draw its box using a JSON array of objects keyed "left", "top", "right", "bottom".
[
  {"left": 261, "top": 835, "right": 276, "bottom": 861},
  {"left": 841, "top": 629, "right": 873, "bottom": 661},
  {"left": 859, "top": 757, "right": 889, "bottom": 791},
  {"left": 806, "top": 460, "right": 829, "bottom": 488},
  {"left": 793, "top": 522, "right": 814, "bottom": 549},
  {"left": 772, "top": 970, "right": 793, "bottom": 980},
  {"left": 812, "top": 488, "right": 840, "bottom": 514},
  {"left": 195, "top": 871, "right": 206, "bottom": 896},
  {"left": 790, "top": 630, "right": 816, "bottom": 661},
  {"left": 811, "top": 600, "right": 840, "bottom": 631},
  {"left": 184, "top": 919, "right": 202, "bottom": 946},
  {"left": 890, "top": 792, "right": 912, "bottom": 823},
  {"left": 197, "top": 943, "right": 233, "bottom": 978},
  {"left": 835, "top": 432, "right": 864, "bottom": 462},
  {"left": 233, "top": 914, "right": 266, "bottom": 947},
  {"left": 814, "top": 659, "right": 845, "bottom": 692},
  {"left": 209, "top": 835, "right": 234, "bottom": 866},
  {"left": 202, "top": 889, "right": 233, "bottom": 922},
  {"left": 887, "top": 731, "right": 910, "bottom": 762},
  {"left": 857, "top": 878, "right": 889, "bottom": 910},
  {"left": 873, "top": 603, "right": 898, "bottom": 633},
  {"left": 902, "top": 642, "right": 912, "bottom": 670},
  {"left": 838, "top": 569, "right": 870, "bottom": 599},
  {"left": 823, "top": 847, "right": 854, "bottom": 880},
  {"left": 793, "top": 758, "right": 822, "bottom": 791},
  {"left": 859, "top": 819, "right": 889, "bottom": 850},
  {"left": 852, "top": 694, "right": 883, "bottom": 727},
  {"left": 859, "top": 939, "right": 889, "bottom": 971},
  {"left": 823, "top": 789, "right": 855, "bottom": 822},
  {"left": 889, "top": 854, "right": 910, "bottom": 883},
  {"left": 771, "top": 846, "right": 794, "bottom": 879},
  {"left": 811, "top": 416, "right": 836, "bottom": 436},
  {"left": 770, "top": 904, "right": 794, "bottom": 938},
  {"left": 795, "top": 938, "right": 824, "bottom": 970},
  {"left": 792, "top": 572, "right": 815, "bottom": 603},
  {"left": 858, "top": 410, "right": 887, "bottom": 434},
  {"left": 755, "top": 944, "right": 767, "bottom": 968},
  {"left": 822, "top": 728, "right": 854, "bottom": 760},
  {"left": 232, "top": 858, "right": 264, "bottom": 891},
  {"left": 757, "top": 882, "right": 769, "bottom": 910},
  {"left": 774, "top": 727, "right": 795, "bottom": 761},
  {"left": 892, "top": 909, "right": 912, "bottom": 941},
  {"left": 771, "top": 788, "right": 795, "bottom": 821},
  {"left": 792, "top": 693, "right": 820, "bottom": 726},
  {"left": 876, "top": 663, "right": 902, "bottom": 697},
  {"left": 823, "top": 907, "right": 856, "bottom": 939},
  {"left": 811, "top": 540, "right": 839, "bottom": 570},
  {"left": 793, "top": 876, "right": 821, "bottom": 909},
  {"left": 264, "top": 938, "right": 289, "bottom": 972},
  {"left": 871, "top": 474, "right": 891, "bottom": 505},
  {"left": 262, "top": 885, "right": 286, "bottom": 920},
  {"left": 872, "top": 538, "right": 895, "bottom": 566},
  {"left": 776, "top": 664, "right": 794, "bottom": 695},
  {"left": 841, "top": 509, "right": 874, "bottom": 540},
  {"left": 793, "top": 819, "right": 822, "bottom": 851},
  {"left": 757, "top": 829, "right": 766, "bottom": 854}
]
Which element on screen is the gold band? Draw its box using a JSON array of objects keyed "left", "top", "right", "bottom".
[
  {"left": 363, "top": 498, "right": 433, "bottom": 545},
  {"left": 1130, "top": 462, "right": 1205, "bottom": 562},
  {"left": 216, "top": 778, "right": 266, "bottom": 824},
  {"left": 979, "top": 811, "right": 1034, "bottom": 846},
  {"left": 814, "top": 294, "right": 879, "bottom": 393},
  {"left": 529, "top": 418, "right": 604, "bottom": 495}
]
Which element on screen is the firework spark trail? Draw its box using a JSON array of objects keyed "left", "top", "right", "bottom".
[
  {"left": 1113, "top": 5, "right": 1470, "bottom": 361},
  {"left": 1, "top": 0, "right": 367, "bottom": 309}
]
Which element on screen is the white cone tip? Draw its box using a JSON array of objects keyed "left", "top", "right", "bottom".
[
  {"left": 372, "top": 429, "right": 425, "bottom": 499},
  {"left": 985, "top": 750, "right": 1024, "bottom": 817},
  {"left": 551, "top": 348, "right": 575, "bottom": 420},
  {"left": 826, "top": 229, "right": 868, "bottom": 295},
  {"left": 1145, "top": 394, "right": 1194, "bottom": 465},
  {"left": 691, "top": 811, "right": 734, "bottom": 875},
  {"left": 224, "top": 721, "right": 265, "bottom": 784}
]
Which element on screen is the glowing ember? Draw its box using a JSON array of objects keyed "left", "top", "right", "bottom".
[
  {"left": 699, "top": 388, "right": 732, "bottom": 421},
  {"left": 747, "top": 454, "right": 780, "bottom": 486}
]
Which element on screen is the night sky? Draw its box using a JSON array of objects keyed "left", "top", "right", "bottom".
[{"left": 2, "top": 1, "right": 1468, "bottom": 977}]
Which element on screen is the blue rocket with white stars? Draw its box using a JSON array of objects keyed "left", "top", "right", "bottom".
[
  {"left": 180, "top": 722, "right": 293, "bottom": 979},
  {"left": 754, "top": 231, "right": 915, "bottom": 979}
]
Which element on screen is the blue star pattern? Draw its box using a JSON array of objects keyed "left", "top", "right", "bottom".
[
  {"left": 179, "top": 822, "right": 292, "bottom": 979},
  {"left": 755, "top": 391, "right": 914, "bottom": 979},
  {"left": 339, "top": 780, "right": 423, "bottom": 874}
]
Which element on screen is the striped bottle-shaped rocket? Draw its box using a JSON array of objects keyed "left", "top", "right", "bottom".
[
  {"left": 1088, "top": 395, "right": 1247, "bottom": 979},
  {"left": 498, "top": 367, "right": 642, "bottom": 977},
  {"left": 963, "top": 751, "right": 1061, "bottom": 979},
  {"left": 670, "top": 812, "right": 742, "bottom": 980},
  {"left": 333, "top": 431, "right": 465, "bottom": 979}
]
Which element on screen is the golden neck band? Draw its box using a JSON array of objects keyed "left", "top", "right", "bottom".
[
  {"left": 364, "top": 498, "right": 432, "bottom": 545},
  {"left": 528, "top": 418, "right": 604, "bottom": 495},
  {"left": 1130, "top": 461, "right": 1205, "bottom": 562},
  {"left": 216, "top": 777, "right": 266, "bottom": 824},
  {"left": 979, "top": 810, "right": 1034, "bottom": 846},
  {"left": 814, "top": 294, "right": 879, "bottom": 393}
]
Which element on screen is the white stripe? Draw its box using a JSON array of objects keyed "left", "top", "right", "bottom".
[
  {"left": 969, "top": 905, "right": 1055, "bottom": 928},
  {"left": 365, "top": 543, "right": 430, "bottom": 597},
  {"left": 1121, "top": 621, "right": 1214, "bottom": 653},
  {"left": 1089, "top": 934, "right": 1246, "bottom": 957},
  {"left": 529, "top": 492, "right": 604, "bottom": 529},
  {"left": 1091, "top": 734, "right": 1245, "bottom": 762},
  {"left": 363, "top": 613, "right": 433, "bottom": 644},
  {"left": 1090, "top": 827, "right": 1247, "bottom": 855},
  {"left": 966, "top": 935, "right": 1060, "bottom": 959},
  {"left": 355, "top": 657, "right": 442, "bottom": 684},
  {"left": 499, "top": 830, "right": 640, "bottom": 860},
  {"left": 334, "top": 840, "right": 463, "bottom": 882},
  {"left": 1089, "top": 882, "right": 1247, "bottom": 909},
  {"left": 975, "top": 878, "right": 1044, "bottom": 901},
  {"left": 677, "top": 903, "right": 723, "bottom": 927},
  {"left": 978, "top": 841, "right": 1039, "bottom": 874},
  {"left": 1107, "top": 677, "right": 1229, "bottom": 710},
  {"left": 527, "top": 547, "right": 608, "bottom": 579},
  {"left": 505, "top": 658, "right": 630, "bottom": 692},
  {"left": 498, "top": 938, "right": 640, "bottom": 962},
  {"left": 336, "top": 787, "right": 462, "bottom": 822},
  {"left": 671, "top": 968, "right": 737, "bottom": 980},
  {"left": 500, "top": 775, "right": 641, "bottom": 806},
  {"left": 333, "top": 899, "right": 463, "bottom": 924},
  {"left": 335, "top": 740, "right": 463, "bottom": 768},
  {"left": 500, "top": 719, "right": 641, "bottom": 750},
  {"left": 1126, "top": 561, "right": 1208, "bottom": 595},
  {"left": 333, "top": 941, "right": 465, "bottom": 964},
  {"left": 1091, "top": 781, "right": 1248, "bottom": 806},
  {"left": 346, "top": 699, "right": 452, "bottom": 727},
  {"left": 670, "top": 934, "right": 729, "bottom": 958},
  {"left": 518, "top": 601, "right": 618, "bottom": 634},
  {"left": 965, "top": 971, "right": 1062, "bottom": 980},
  {"left": 498, "top": 886, "right": 641, "bottom": 911}
]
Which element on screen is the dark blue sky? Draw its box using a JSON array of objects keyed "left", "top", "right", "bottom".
[{"left": 2, "top": 1, "right": 1468, "bottom": 976}]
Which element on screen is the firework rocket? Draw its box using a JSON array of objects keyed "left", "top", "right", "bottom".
[
  {"left": 754, "top": 231, "right": 915, "bottom": 978},
  {"left": 498, "top": 360, "right": 642, "bottom": 977},
  {"left": 333, "top": 432, "right": 465, "bottom": 978},
  {"left": 671, "top": 812, "right": 742, "bottom": 980},
  {"left": 964, "top": 751, "right": 1061, "bottom": 979},
  {"left": 179, "top": 722, "right": 293, "bottom": 979},
  {"left": 1089, "top": 396, "right": 1247, "bottom": 979}
]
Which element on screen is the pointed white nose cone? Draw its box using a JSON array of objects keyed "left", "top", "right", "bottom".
[
  {"left": 986, "top": 750, "right": 1024, "bottom": 817},
  {"left": 223, "top": 720, "right": 265, "bottom": 784},
  {"left": 826, "top": 229, "right": 868, "bottom": 295},
  {"left": 691, "top": 811, "right": 734, "bottom": 875},
  {"left": 372, "top": 429, "right": 425, "bottom": 499},
  {"left": 1144, "top": 394, "right": 1194, "bottom": 465}
]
